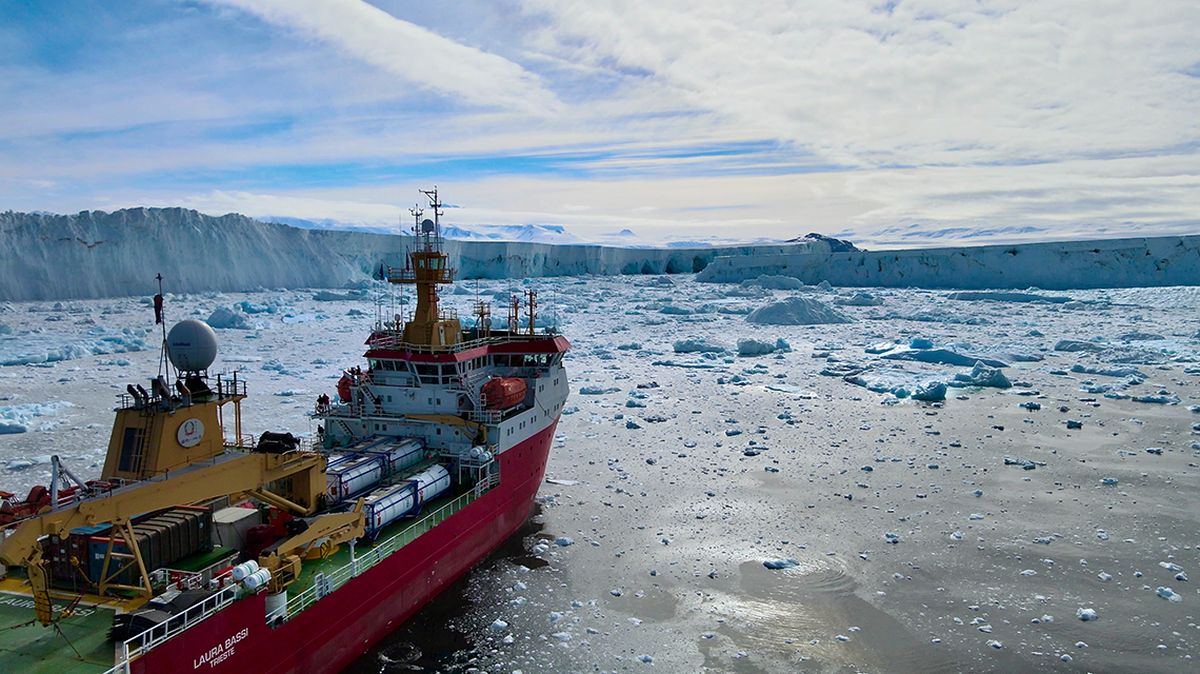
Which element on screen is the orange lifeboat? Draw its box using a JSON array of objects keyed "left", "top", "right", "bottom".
[
  {"left": 481, "top": 377, "right": 526, "bottom": 410},
  {"left": 336, "top": 374, "right": 353, "bottom": 402}
]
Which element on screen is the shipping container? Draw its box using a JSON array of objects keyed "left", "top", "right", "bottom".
[
  {"left": 361, "top": 439, "right": 424, "bottom": 477},
  {"left": 361, "top": 465, "right": 451, "bottom": 539},
  {"left": 46, "top": 523, "right": 109, "bottom": 590},
  {"left": 213, "top": 506, "right": 260, "bottom": 549},
  {"left": 85, "top": 506, "right": 213, "bottom": 586},
  {"left": 326, "top": 454, "right": 384, "bottom": 501}
]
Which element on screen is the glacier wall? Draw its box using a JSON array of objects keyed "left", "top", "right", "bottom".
[
  {"left": 697, "top": 235, "right": 1200, "bottom": 290},
  {"left": 0, "top": 208, "right": 805, "bottom": 301}
]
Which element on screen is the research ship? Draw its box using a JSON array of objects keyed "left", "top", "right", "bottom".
[{"left": 0, "top": 188, "right": 570, "bottom": 673}]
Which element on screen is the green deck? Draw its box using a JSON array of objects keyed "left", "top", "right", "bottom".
[
  {"left": 281, "top": 474, "right": 495, "bottom": 617},
  {"left": 173, "top": 545, "right": 236, "bottom": 573},
  {"left": 0, "top": 594, "right": 115, "bottom": 674},
  {"left": 0, "top": 470, "right": 496, "bottom": 670},
  {"left": 286, "top": 485, "right": 459, "bottom": 601}
]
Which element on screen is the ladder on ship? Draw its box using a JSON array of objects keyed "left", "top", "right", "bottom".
[{"left": 460, "top": 367, "right": 491, "bottom": 409}]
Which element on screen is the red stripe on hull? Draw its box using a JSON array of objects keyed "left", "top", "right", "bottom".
[{"left": 133, "top": 422, "right": 557, "bottom": 674}]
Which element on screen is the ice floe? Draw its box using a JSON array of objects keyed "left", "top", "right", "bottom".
[{"left": 746, "top": 297, "right": 851, "bottom": 325}]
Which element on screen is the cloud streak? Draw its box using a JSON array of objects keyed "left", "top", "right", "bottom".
[{"left": 208, "top": 0, "right": 559, "bottom": 114}]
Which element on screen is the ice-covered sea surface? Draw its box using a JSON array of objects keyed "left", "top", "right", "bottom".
[{"left": 2, "top": 277, "right": 1198, "bottom": 673}]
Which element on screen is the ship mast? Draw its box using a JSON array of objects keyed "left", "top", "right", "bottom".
[{"left": 388, "top": 187, "right": 460, "bottom": 347}]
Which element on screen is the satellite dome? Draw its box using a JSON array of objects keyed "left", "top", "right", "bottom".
[{"left": 167, "top": 319, "right": 218, "bottom": 372}]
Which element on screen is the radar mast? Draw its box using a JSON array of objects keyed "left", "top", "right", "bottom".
[{"left": 386, "top": 187, "right": 460, "bottom": 347}]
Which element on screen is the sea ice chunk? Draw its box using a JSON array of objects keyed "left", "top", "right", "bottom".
[
  {"left": 746, "top": 296, "right": 851, "bottom": 325},
  {"left": 1156, "top": 587, "right": 1182, "bottom": 602},
  {"left": 206, "top": 306, "right": 251, "bottom": 330},
  {"left": 950, "top": 362, "right": 1012, "bottom": 389}
]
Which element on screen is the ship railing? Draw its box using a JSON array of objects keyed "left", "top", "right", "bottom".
[
  {"left": 385, "top": 267, "right": 456, "bottom": 284},
  {"left": 274, "top": 471, "right": 501, "bottom": 624},
  {"left": 115, "top": 583, "right": 241, "bottom": 666},
  {"left": 365, "top": 331, "right": 553, "bottom": 354},
  {"left": 224, "top": 433, "right": 258, "bottom": 451},
  {"left": 115, "top": 376, "right": 248, "bottom": 412},
  {"left": 466, "top": 409, "right": 501, "bottom": 424},
  {"left": 148, "top": 567, "right": 205, "bottom": 591}
]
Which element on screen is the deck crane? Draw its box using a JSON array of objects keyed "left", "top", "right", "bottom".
[{"left": 0, "top": 450, "right": 328, "bottom": 625}]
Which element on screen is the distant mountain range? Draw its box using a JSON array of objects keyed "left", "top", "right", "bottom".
[{"left": 264, "top": 215, "right": 797, "bottom": 248}]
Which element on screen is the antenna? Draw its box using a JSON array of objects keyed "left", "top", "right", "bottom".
[
  {"left": 153, "top": 273, "right": 174, "bottom": 380},
  {"left": 525, "top": 288, "right": 537, "bottom": 336},
  {"left": 409, "top": 204, "right": 424, "bottom": 233},
  {"left": 508, "top": 294, "right": 520, "bottom": 334},
  {"left": 419, "top": 186, "right": 444, "bottom": 228}
]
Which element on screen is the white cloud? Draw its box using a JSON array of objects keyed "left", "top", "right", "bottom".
[
  {"left": 522, "top": 0, "right": 1200, "bottom": 167},
  {"left": 142, "top": 152, "right": 1198, "bottom": 247},
  {"left": 208, "top": 0, "right": 559, "bottom": 114},
  {"left": 1, "top": 1, "right": 1197, "bottom": 246}
]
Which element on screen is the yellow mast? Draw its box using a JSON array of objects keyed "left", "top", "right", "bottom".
[{"left": 388, "top": 187, "right": 460, "bottom": 348}]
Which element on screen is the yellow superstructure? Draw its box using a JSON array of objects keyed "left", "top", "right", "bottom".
[
  {"left": 387, "top": 187, "right": 461, "bottom": 348},
  {"left": 0, "top": 366, "right": 332, "bottom": 625},
  {"left": 101, "top": 378, "right": 244, "bottom": 481}
]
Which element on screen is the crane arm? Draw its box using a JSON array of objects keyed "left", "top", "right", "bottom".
[
  {"left": 0, "top": 451, "right": 324, "bottom": 567},
  {"left": 404, "top": 413, "right": 487, "bottom": 443},
  {"left": 258, "top": 498, "right": 365, "bottom": 593}
]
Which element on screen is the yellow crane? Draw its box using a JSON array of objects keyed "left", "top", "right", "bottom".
[
  {"left": 0, "top": 450, "right": 326, "bottom": 625},
  {"left": 257, "top": 498, "right": 365, "bottom": 595}
]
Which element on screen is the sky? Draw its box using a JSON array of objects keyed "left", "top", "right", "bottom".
[{"left": 0, "top": 0, "right": 1197, "bottom": 247}]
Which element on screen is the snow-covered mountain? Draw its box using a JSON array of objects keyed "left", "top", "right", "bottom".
[
  {"left": 263, "top": 215, "right": 795, "bottom": 248},
  {"left": 439, "top": 223, "right": 588, "bottom": 245},
  {"left": 0, "top": 208, "right": 806, "bottom": 301}
]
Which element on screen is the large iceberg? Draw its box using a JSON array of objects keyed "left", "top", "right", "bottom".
[
  {"left": 0, "top": 209, "right": 803, "bottom": 301},
  {"left": 698, "top": 235, "right": 1200, "bottom": 289}
]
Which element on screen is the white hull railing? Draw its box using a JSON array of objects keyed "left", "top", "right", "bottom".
[
  {"left": 99, "top": 461, "right": 502, "bottom": 671},
  {"left": 270, "top": 472, "right": 500, "bottom": 624}
]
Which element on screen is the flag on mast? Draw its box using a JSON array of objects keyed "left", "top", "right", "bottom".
[{"left": 153, "top": 273, "right": 164, "bottom": 324}]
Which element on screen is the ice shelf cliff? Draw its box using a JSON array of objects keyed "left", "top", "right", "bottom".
[
  {"left": 2, "top": 209, "right": 1197, "bottom": 300},
  {"left": 697, "top": 235, "right": 1200, "bottom": 290},
  {"left": 0, "top": 208, "right": 804, "bottom": 301}
]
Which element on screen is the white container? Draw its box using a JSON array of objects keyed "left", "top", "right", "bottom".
[
  {"left": 214, "top": 507, "right": 260, "bottom": 549},
  {"left": 362, "top": 464, "right": 452, "bottom": 537},
  {"left": 373, "top": 439, "right": 424, "bottom": 476},
  {"left": 242, "top": 567, "right": 272, "bottom": 591},
  {"left": 326, "top": 454, "right": 384, "bottom": 501},
  {"left": 231, "top": 559, "right": 259, "bottom": 582}
]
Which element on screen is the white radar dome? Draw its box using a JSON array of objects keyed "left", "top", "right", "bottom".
[{"left": 167, "top": 319, "right": 218, "bottom": 372}]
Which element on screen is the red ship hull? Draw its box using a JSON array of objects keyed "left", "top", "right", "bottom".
[{"left": 132, "top": 422, "right": 557, "bottom": 674}]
